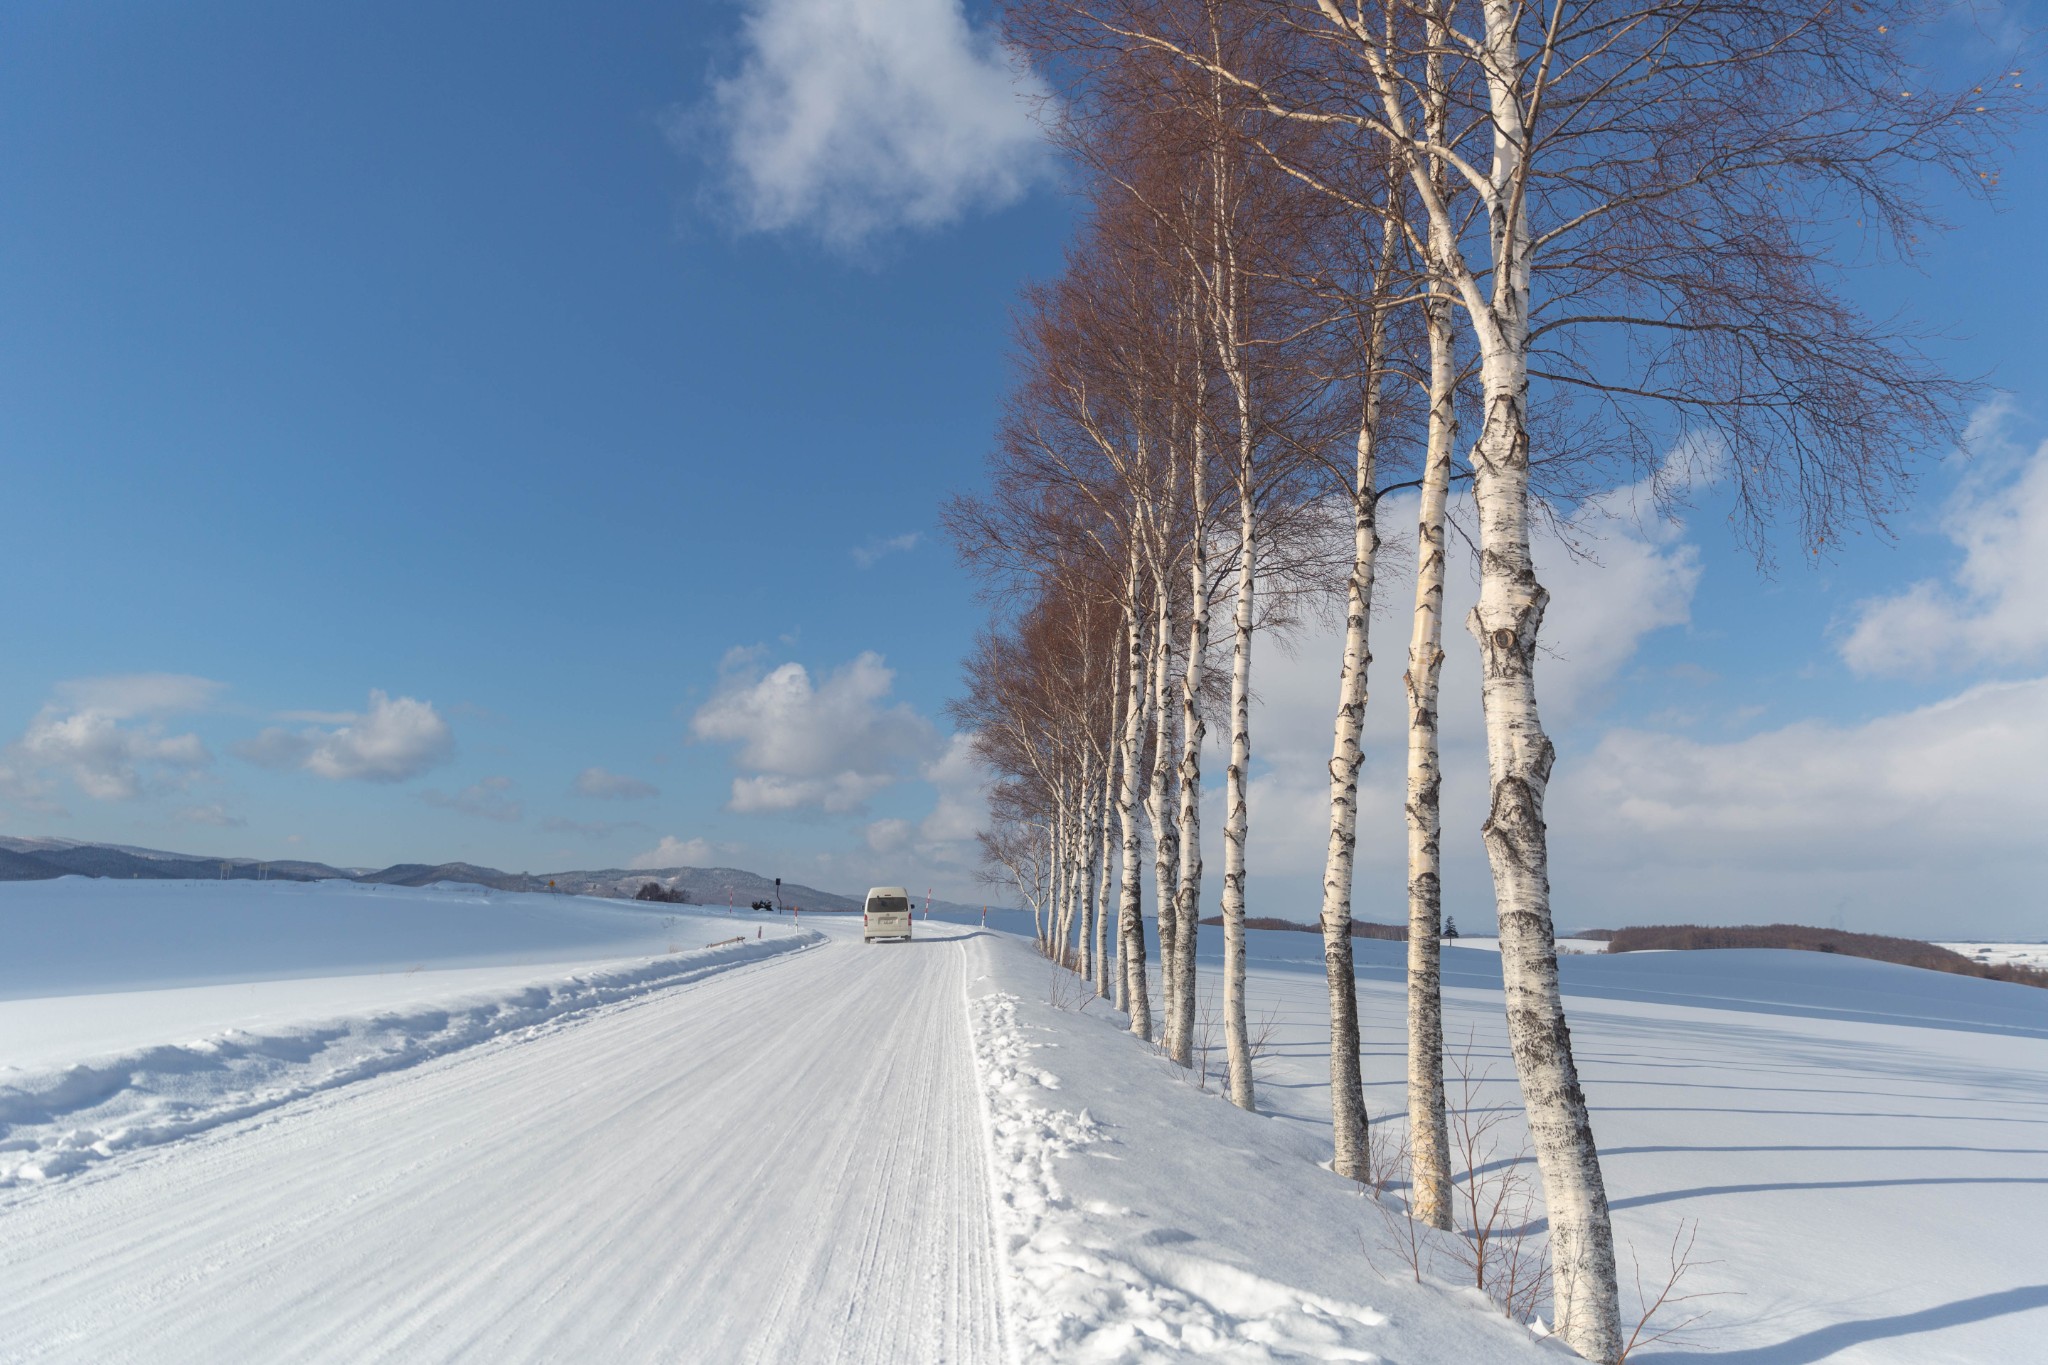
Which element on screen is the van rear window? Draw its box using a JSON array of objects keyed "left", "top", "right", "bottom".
[{"left": 870, "top": 898, "right": 911, "bottom": 914}]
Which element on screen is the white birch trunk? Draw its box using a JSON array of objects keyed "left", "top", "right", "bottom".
[
  {"left": 1059, "top": 800, "right": 1080, "bottom": 966},
  {"left": 1068, "top": 793, "right": 1085, "bottom": 966},
  {"left": 1463, "top": 8, "right": 1620, "bottom": 1347},
  {"left": 1404, "top": 11, "right": 1457, "bottom": 1228},
  {"left": 1468, "top": 363, "right": 1618, "bottom": 1360},
  {"left": 1145, "top": 585, "right": 1180, "bottom": 1052},
  {"left": 1044, "top": 819, "right": 1058, "bottom": 953},
  {"left": 1117, "top": 548, "right": 1153, "bottom": 1040},
  {"left": 1404, "top": 271, "right": 1456, "bottom": 1230},
  {"left": 1077, "top": 766, "right": 1097, "bottom": 980},
  {"left": 1316, "top": 409, "right": 1378, "bottom": 1180},
  {"left": 1171, "top": 464, "right": 1210, "bottom": 1068},
  {"left": 1049, "top": 797, "right": 1064, "bottom": 959},
  {"left": 1221, "top": 483, "right": 1255, "bottom": 1110},
  {"left": 1097, "top": 718, "right": 1118, "bottom": 1001}
]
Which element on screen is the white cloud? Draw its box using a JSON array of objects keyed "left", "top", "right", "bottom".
[
  {"left": 422, "top": 775, "right": 522, "bottom": 823},
  {"left": 865, "top": 817, "right": 913, "bottom": 853},
  {"left": 175, "top": 801, "right": 245, "bottom": 828},
  {"left": 692, "top": 650, "right": 938, "bottom": 814},
  {"left": 1841, "top": 403, "right": 2048, "bottom": 675},
  {"left": 695, "top": 0, "right": 1052, "bottom": 246},
  {"left": 4, "top": 674, "right": 221, "bottom": 801},
  {"left": 1541, "top": 675, "right": 2048, "bottom": 934},
  {"left": 852, "top": 531, "right": 922, "bottom": 569},
  {"left": 1538, "top": 478, "right": 1703, "bottom": 725},
  {"left": 1559, "top": 677, "right": 2048, "bottom": 858},
  {"left": 543, "top": 816, "right": 649, "bottom": 840},
  {"left": 237, "top": 690, "right": 454, "bottom": 783},
  {"left": 730, "top": 771, "right": 894, "bottom": 813},
  {"left": 915, "top": 731, "right": 991, "bottom": 847},
  {"left": 52, "top": 674, "right": 225, "bottom": 718},
  {"left": 841, "top": 733, "right": 993, "bottom": 891},
  {"left": 630, "top": 835, "right": 734, "bottom": 869},
  {"left": 235, "top": 728, "right": 316, "bottom": 771},
  {"left": 573, "top": 766, "right": 659, "bottom": 800}
]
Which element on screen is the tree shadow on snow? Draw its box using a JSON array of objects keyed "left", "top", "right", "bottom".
[
  {"left": 1496, "top": 1176, "right": 2048, "bottom": 1238},
  {"left": 1607, "top": 1174, "right": 2048, "bottom": 1213},
  {"left": 1643, "top": 1283, "right": 2048, "bottom": 1363}
]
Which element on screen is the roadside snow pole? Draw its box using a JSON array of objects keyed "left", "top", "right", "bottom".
[
  {"left": 756, "top": 927, "right": 762, "bottom": 940},
  {"left": 925, "top": 888, "right": 932, "bottom": 921},
  {"left": 981, "top": 904, "right": 987, "bottom": 928}
]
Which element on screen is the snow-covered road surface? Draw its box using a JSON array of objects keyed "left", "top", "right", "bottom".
[{"left": 0, "top": 923, "right": 1005, "bottom": 1364}]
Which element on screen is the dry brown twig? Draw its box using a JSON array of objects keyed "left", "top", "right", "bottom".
[
  {"left": 1047, "top": 960, "right": 1096, "bottom": 1014},
  {"left": 1360, "top": 1037, "right": 1553, "bottom": 1328},
  {"left": 1618, "top": 1219, "right": 1726, "bottom": 1361}
]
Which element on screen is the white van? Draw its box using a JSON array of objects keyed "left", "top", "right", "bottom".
[{"left": 863, "top": 886, "right": 913, "bottom": 943}]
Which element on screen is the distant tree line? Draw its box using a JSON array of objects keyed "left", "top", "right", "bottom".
[
  {"left": 634, "top": 882, "right": 695, "bottom": 905},
  {"left": 1609, "top": 924, "right": 2048, "bottom": 989}
]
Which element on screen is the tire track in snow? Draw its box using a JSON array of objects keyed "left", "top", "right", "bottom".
[{"left": 0, "top": 923, "right": 1005, "bottom": 1364}]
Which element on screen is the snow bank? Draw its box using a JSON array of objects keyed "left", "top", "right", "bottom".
[
  {"left": 963, "top": 935, "right": 1563, "bottom": 1364},
  {"left": 1, "top": 930, "right": 818, "bottom": 1188}
]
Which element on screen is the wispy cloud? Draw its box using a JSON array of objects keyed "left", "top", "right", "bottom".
[
  {"left": 542, "top": 815, "right": 650, "bottom": 840},
  {"left": 572, "top": 766, "right": 659, "bottom": 800},
  {"left": 422, "top": 775, "right": 522, "bottom": 823},
  {"left": 175, "top": 801, "right": 246, "bottom": 828},
  {"left": 852, "top": 531, "right": 921, "bottom": 569},
  {"left": 630, "top": 835, "right": 736, "bottom": 869}
]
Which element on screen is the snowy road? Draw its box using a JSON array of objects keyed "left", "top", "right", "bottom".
[{"left": 0, "top": 923, "right": 1006, "bottom": 1364}]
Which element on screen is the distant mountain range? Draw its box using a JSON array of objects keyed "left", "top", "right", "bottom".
[
  {"left": 0, "top": 835, "right": 981, "bottom": 916},
  {"left": 0, "top": 835, "right": 349, "bottom": 883}
]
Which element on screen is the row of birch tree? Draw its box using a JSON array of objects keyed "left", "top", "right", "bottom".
[{"left": 946, "top": 2, "right": 2020, "bottom": 1359}]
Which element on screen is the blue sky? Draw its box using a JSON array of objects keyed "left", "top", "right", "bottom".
[{"left": 2, "top": 1, "right": 2044, "bottom": 935}]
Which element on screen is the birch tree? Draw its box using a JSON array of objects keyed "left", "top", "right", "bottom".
[{"left": 1402, "top": 0, "right": 1461, "bottom": 1232}]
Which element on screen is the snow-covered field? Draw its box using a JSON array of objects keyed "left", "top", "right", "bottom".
[
  {"left": 3, "top": 878, "right": 2044, "bottom": 1362},
  {"left": 1941, "top": 941, "right": 2048, "bottom": 971}
]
